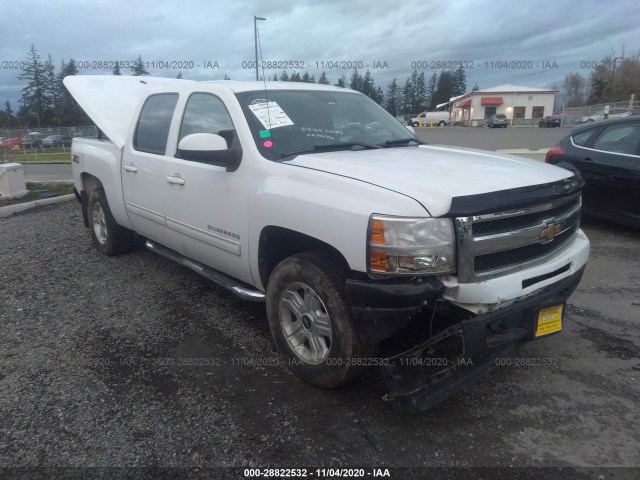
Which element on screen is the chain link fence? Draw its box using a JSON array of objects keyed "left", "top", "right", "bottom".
[
  {"left": 561, "top": 99, "right": 639, "bottom": 126},
  {"left": 0, "top": 126, "right": 97, "bottom": 163}
]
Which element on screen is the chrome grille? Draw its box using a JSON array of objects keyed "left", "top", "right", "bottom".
[{"left": 454, "top": 194, "right": 581, "bottom": 283}]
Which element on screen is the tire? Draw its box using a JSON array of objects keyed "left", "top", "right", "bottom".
[
  {"left": 266, "top": 251, "right": 376, "bottom": 388},
  {"left": 87, "top": 188, "right": 133, "bottom": 256},
  {"left": 411, "top": 122, "right": 419, "bottom": 127},
  {"left": 438, "top": 121, "right": 446, "bottom": 127}
]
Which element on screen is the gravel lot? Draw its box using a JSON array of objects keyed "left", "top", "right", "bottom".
[{"left": 1, "top": 201, "right": 639, "bottom": 477}]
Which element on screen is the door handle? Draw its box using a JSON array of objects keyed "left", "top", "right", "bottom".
[
  {"left": 124, "top": 164, "right": 138, "bottom": 172},
  {"left": 166, "top": 175, "right": 185, "bottom": 185},
  {"left": 583, "top": 157, "right": 593, "bottom": 162}
]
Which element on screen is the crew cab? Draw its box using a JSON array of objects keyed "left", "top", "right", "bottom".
[{"left": 65, "top": 76, "right": 589, "bottom": 413}]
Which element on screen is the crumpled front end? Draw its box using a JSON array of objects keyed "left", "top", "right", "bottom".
[{"left": 380, "top": 265, "right": 585, "bottom": 414}]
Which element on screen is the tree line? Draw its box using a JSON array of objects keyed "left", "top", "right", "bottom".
[
  {"left": 559, "top": 50, "right": 640, "bottom": 107},
  {"left": 2, "top": 45, "right": 470, "bottom": 128}
]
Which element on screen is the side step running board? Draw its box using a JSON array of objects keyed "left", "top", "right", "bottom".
[{"left": 145, "top": 240, "right": 266, "bottom": 302}]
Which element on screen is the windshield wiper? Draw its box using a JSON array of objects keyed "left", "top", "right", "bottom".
[
  {"left": 280, "top": 142, "right": 381, "bottom": 159},
  {"left": 379, "top": 138, "right": 425, "bottom": 147}
]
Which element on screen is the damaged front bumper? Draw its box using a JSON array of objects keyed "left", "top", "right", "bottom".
[{"left": 380, "top": 266, "right": 585, "bottom": 414}]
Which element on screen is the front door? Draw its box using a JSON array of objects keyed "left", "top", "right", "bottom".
[{"left": 163, "top": 92, "right": 253, "bottom": 285}]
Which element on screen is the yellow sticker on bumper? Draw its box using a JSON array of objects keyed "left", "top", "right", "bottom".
[{"left": 535, "top": 305, "right": 564, "bottom": 337}]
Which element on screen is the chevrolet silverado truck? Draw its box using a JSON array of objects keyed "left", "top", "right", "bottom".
[{"left": 64, "top": 75, "right": 589, "bottom": 413}]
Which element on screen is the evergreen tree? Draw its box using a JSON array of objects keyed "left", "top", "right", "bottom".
[
  {"left": 433, "top": 71, "right": 456, "bottom": 108},
  {"left": 19, "top": 45, "right": 48, "bottom": 127},
  {"left": 1, "top": 101, "right": 15, "bottom": 128},
  {"left": 59, "top": 59, "right": 87, "bottom": 126},
  {"left": 301, "top": 71, "right": 314, "bottom": 83},
  {"left": 176, "top": 71, "right": 183, "bottom": 79},
  {"left": 349, "top": 69, "right": 363, "bottom": 92},
  {"left": 318, "top": 71, "right": 330, "bottom": 85},
  {"left": 272, "top": 74, "right": 278, "bottom": 81},
  {"left": 427, "top": 73, "right": 438, "bottom": 110},
  {"left": 224, "top": 74, "right": 231, "bottom": 80},
  {"left": 113, "top": 61, "right": 121, "bottom": 75},
  {"left": 402, "top": 77, "right": 413, "bottom": 114},
  {"left": 336, "top": 74, "right": 347, "bottom": 88},
  {"left": 131, "top": 56, "right": 149, "bottom": 76},
  {"left": 384, "top": 78, "right": 401, "bottom": 117},
  {"left": 375, "top": 86, "right": 384, "bottom": 105},
  {"left": 472, "top": 83, "right": 479, "bottom": 91},
  {"left": 361, "top": 70, "right": 374, "bottom": 97},
  {"left": 279, "top": 70, "right": 289, "bottom": 81},
  {"left": 42, "top": 54, "right": 57, "bottom": 124},
  {"left": 415, "top": 71, "right": 427, "bottom": 111},
  {"left": 453, "top": 66, "right": 467, "bottom": 96},
  {"left": 289, "top": 72, "right": 301, "bottom": 82}
]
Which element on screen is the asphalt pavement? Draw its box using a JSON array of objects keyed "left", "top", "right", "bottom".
[
  {"left": 1, "top": 202, "right": 638, "bottom": 475},
  {"left": 22, "top": 162, "right": 73, "bottom": 182}
]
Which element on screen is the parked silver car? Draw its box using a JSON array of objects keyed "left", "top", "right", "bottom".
[{"left": 487, "top": 114, "right": 508, "bottom": 128}]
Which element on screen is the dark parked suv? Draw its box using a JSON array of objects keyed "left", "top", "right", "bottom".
[
  {"left": 539, "top": 115, "right": 562, "bottom": 127},
  {"left": 545, "top": 116, "right": 640, "bottom": 228}
]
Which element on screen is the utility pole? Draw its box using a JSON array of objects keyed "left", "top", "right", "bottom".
[{"left": 254, "top": 16, "right": 266, "bottom": 81}]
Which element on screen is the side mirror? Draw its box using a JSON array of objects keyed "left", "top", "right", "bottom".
[
  {"left": 405, "top": 125, "right": 416, "bottom": 134},
  {"left": 176, "top": 133, "right": 241, "bottom": 172},
  {"left": 178, "top": 133, "right": 228, "bottom": 151}
]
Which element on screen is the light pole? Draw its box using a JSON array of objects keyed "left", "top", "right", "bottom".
[{"left": 254, "top": 16, "right": 266, "bottom": 81}]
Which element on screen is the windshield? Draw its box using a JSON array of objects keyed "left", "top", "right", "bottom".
[{"left": 235, "top": 89, "right": 417, "bottom": 160}]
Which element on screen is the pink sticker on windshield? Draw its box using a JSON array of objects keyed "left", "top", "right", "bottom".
[{"left": 263, "top": 140, "right": 273, "bottom": 148}]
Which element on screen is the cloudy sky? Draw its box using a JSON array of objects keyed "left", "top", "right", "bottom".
[{"left": 1, "top": 0, "right": 638, "bottom": 109}]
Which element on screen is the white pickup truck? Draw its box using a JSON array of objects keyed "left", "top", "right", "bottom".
[
  {"left": 410, "top": 111, "right": 451, "bottom": 127},
  {"left": 65, "top": 76, "right": 589, "bottom": 413}
]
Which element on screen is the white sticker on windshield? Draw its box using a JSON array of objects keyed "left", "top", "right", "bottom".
[{"left": 248, "top": 101, "right": 294, "bottom": 129}]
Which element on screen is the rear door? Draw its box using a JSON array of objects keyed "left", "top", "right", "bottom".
[
  {"left": 122, "top": 93, "right": 179, "bottom": 241},
  {"left": 575, "top": 121, "right": 640, "bottom": 222}
]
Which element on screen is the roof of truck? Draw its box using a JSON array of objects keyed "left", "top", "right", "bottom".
[
  {"left": 200, "top": 80, "right": 349, "bottom": 93},
  {"left": 64, "top": 75, "right": 356, "bottom": 149}
]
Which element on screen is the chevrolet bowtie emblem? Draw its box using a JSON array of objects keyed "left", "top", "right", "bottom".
[{"left": 540, "top": 222, "right": 561, "bottom": 243}]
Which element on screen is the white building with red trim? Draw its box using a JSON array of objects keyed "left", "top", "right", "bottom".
[{"left": 452, "top": 84, "right": 557, "bottom": 126}]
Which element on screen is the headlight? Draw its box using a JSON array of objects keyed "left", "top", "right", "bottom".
[{"left": 367, "top": 215, "right": 456, "bottom": 275}]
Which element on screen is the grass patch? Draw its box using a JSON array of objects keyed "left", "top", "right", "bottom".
[
  {"left": 0, "top": 182, "right": 74, "bottom": 207},
  {"left": 1, "top": 148, "right": 71, "bottom": 163}
]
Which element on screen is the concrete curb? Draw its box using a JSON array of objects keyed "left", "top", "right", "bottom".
[{"left": 0, "top": 194, "right": 76, "bottom": 218}]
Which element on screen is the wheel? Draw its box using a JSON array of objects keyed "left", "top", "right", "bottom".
[
  {"left": 87, "top": 188, "right": 133, "bottom": 256},
  {"left": 411, "top": 122, "right": 419, "bottom": 127},
  {"left": 438, "top": 121, "right": 446, "bottom": 127},
  {"left": 266, "top": 251, "right": 376, "bottom": 388}
]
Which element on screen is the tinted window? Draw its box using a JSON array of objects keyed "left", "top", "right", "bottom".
[
  {"left": 592, "top": 124, "right": 640, "bottom": 155},
  {"left": 134, "top": 94, "right": 179, "bottom": 155},
  {"left": 179, "top": 93, "right": 235, "bottom": 145},
  {"left": 572, "top": 129, "right": 595, "bottom": 147}
]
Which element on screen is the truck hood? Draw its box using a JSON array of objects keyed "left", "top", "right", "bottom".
[
  {"left": 287, "top": 145, "right": 573, "bottom": 216},
  {"left": 64, "top": 75, "right": 194, "bottom": 149}
]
